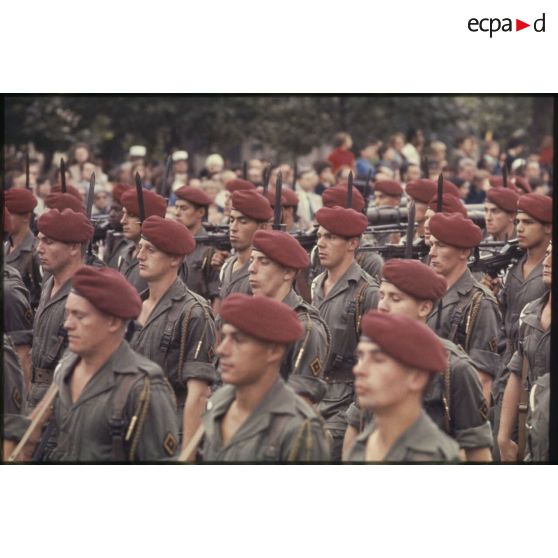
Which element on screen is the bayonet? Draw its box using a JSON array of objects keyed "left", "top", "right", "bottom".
[
  {"left": 347, "top": 171, "right": 353, "bottom": 208},
  {"left": 364, "top": 169, "right": 372, "bottom": 213},
  {"left": 25, "top": 152, "right": 30, "bottom": 190},
  {"left": 162, "top": 155, "right": 173, "bottom": 199},
  {"left": 262, "top": 165, "right": 270, "bottom": 195},
  {"left": 242, "top": 161, "right": 247, "bottom": 180},
  {"left": 273, "top": 171, "right": 283, "bottom": 231},
  {"left": 86, "top": 172, "right": 95, "bottom": 218},
  {"left": 292, "top": 161, "right": 298, "bottom": 190},
  {"left": 502, "top": 161, "right": 508, "bottom": 188},
  {"left": 60, "top": 158, "right": 67, "bottom": 193},
  {"left": 135, "top": 172, "right": 146, "bottom": 224},
  {"left": 436, "top": 173, "right": 443, "bottom": 213},
  {"left": 405, "top": 200, "right": 416, "bottom": 259}
]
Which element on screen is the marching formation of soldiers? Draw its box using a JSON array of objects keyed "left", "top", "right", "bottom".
[{"left": 2, "top": 139, "right": 553, "bottom": 463}]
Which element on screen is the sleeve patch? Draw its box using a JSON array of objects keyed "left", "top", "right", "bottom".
[
  {"left": 11, "top": 387, "right": 22, "bottom": 411},
  {"left": 163, "top": 432, "right": 178, "bottom": 457},
  {"left": 310, "top": 358, "right": 322, "bottom": 377},
  {"left": 479, "top": 399, "right": 489, "bottom": 422}
]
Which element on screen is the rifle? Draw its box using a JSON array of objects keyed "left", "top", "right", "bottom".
[
  {"left": 367, "top": 205, "right": 486, "bottom": 228},
  {"left": 469, "top": 239, "right": 523, "bottom": 278},
  {"left": 194, "top": 232, "right": 231, "bottom": 252},
  {"left": 358, "top": 240, "right": 430, "bottom": 262}
]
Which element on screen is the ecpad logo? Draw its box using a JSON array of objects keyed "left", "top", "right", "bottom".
[{"left": 468, "top": 13, "right": 546, "bottom": 37}]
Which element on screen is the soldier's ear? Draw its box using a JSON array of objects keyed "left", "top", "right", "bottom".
[
  {"left": 543, "top": 224, "right": 552, "bottom": 236},
  {"left": 417, "top": 299, "right": 433, "bottom": 319},
  {"left": 407, "top": 369, "right": 430, "bottom": 394}
]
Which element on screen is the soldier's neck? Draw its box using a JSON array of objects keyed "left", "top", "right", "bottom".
[
  {"left": 325, "top": 256, "right": 354, "bottom": 289},
  {"left": 77, "top": 338, "right": 123, "bottom": 377},
  {"left": 444, "top": 263, "right": 468, "bottom": 291},
  {"left": 189, "top": 221, "right": 203, "bottom": 236},
  {"left": 271, "top": 282, "right": 292, "bottom": 302},
  {"left": 52, "top": 259, "right": 82, "bottom": 294},
  {"left": 234, "top": 371, "right": 279, "bottom": 415},
  {"left": 527, "top": 239, "right": 550, "bottom": 266},
  {"left": 373, "top": 399, "right": 422, "bottom": 451},
  {"left": 147, "top": 272, "right": 177, "bottom": 304},
  {"left": 236, "top": 247, "right": 251, "bottom": 266},
  {"left": 9, "top": 225, "right": 29, "bottom": 249},
  {"left": 493, "top": 223, "right": 515, "bottom": 242}
]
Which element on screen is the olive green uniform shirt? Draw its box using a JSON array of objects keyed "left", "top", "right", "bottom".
[
  {"left": 4, "top": 265, "right": 33, "bottom": 347},
  {"left": 201, "top": 378, "right": 330, "bottom": 462},
  {"left": 281, "top": 289, "right": 330, "bottom": 404},
  {"left": 103, "top": 232, "right": 131, "bottom": 270},
  {"left": 184, "top": 226, "right": 220, "bottom": 301},
  {"left": 3, "top": 334, "right": 27, "bottom": 442},
  {"left": 347, "top": 410, "right": 461, "bottom": 462},
  {"left": 32, "top": 341, "right": 179, "bottom": 462},
  {"left": 218, "top": 255, "right": 252, "bottom": 300},
  {"left": 118, "top": 243, "right": 148, "bottom": 294}
]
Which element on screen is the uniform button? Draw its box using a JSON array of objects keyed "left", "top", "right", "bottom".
[{"left": 207, "top": 400, "right": 213, "bottom": 410}]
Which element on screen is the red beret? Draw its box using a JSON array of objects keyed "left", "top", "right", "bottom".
[
  {"left": 52, "top": 184, "right": 82, "bottom": 200},
  {"left": 429, "top": 213, "right": 482, "bottom": 248},
  {"left": 252, "top": 230, "right": 309, "bottom": 269},
  {"left": 175, "top": 186, "right": 212, "bottom": 207},
  {"left": 511, "top": 176, "right": 532, "bottom": 194},
  {"left": 489, "top": 176, "right": 503, "bottom": 188},
  {"left": 405, "top": 179, "right": 436, "bottom": 203},
  {"left": 112, "top": 183, "right": 132, "bottom": 205},
  {"left": 428, "top": 194, "right": 467, "bottom": 217},
  {"left": 231, "top": 190, "right": 273, "bottom": 221},
  {"left": 220, "top": 293, "right": 303, "bottom": 344},
  {"left": 361, "top": 310, "right": 448, "bottom": 374},
  {"left": 4, "top": 207, "right": 13, "bottom": 233},
  {"left": 486, "top": 187, "right": 519, "bottom": 213},
  {"left": 517, "top": 194, "right": 552, "bottom": 224},
  {"left": 225, "top": 179, "right": 257, "bottom": 193},
  {"left": 316, "top": 206, "right": 368, "bottom": 237},
  {"left": 382, "top": 259, "right": 447, "bottom": 302},
  {"left": 281, "top": 187, "right": 299, "bottom": 207},
  {"left": 45, "top": 193, "right": 85, "bottom": 214},
  {"left": 141, "top": 216, "right": 195, "bottom": 256},
  {"left": 440, "top": 180, "right": 461, "bottom": 199},
  {"left": 72, "top": 266, "right": 142, "bottom": 320},
  {"left": 264, "top": 189, "right": 287, "bottom": 208},
  {"left": 375, "top": 180, "right": 403, "bottom": 197},
  {"left": 38, "top": 209, "right": 94, "bottom": 243},
  {"left": 5, "top": 189, "right": 38, "bottom": 213},
  {"left": 322, "top": 184, "right": 365, "bottom": 212},
  {"left": 121, "top": 189, "right": 167, "bottom": 218}
]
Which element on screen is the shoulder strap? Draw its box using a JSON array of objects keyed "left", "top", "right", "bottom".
[
  {"left": 447, "top": 286, "right": 480, "bottom": 344},
  {"left": 442, "top": 362, "right": 451, "bottom": 434},
  {"left": 159, "top": 301, "right": 184, "bottom": 354},
  {"left": 517, "top": 356, "right": 530, "bottom": 461}
]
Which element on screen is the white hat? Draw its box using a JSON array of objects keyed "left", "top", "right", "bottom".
[
  {"left": 129, "top": 145, "right": 147, "bottom": 157},
  {"left": 205, "top": 153, "right": 224, "bottom": 168},
  {"left": 172, "top": 150, "right": 189, "bottom": 162}
]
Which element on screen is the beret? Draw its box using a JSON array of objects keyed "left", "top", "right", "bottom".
[
  {"left": 112, "top": 183, "right": 132, "bottom": 205},
  {"left": 231, "top": 190, "right": 273, "bottom": 221},
  {"left": 361, "top": 310, "right": 448, "bottom": 374},
  {"left": 264, "top": 189, "right": 287, "bottom": 208},
  {"left": 316, "top": 206, "right": 368, "bottom": 237},
  {"left": 220, "top": 293, "right": 303, "bottom": 344},
  {"left": 375, "top": 180, "right": 403, "bottom": 197},
  {"left": 281, "top": 187, "right": 299, "bottom": 207},
  {"left": 52, "top": 184, "right": 82, "bottom": 200},
  {"left": 45, "top": 192, "right": 85, "bottom": 214},
  {"left": 428, "top": 194, "right": 467, "bottom": 217},
  {"left": 440, "top": 180, "right": 461, "bottom": 199},
  {"left": 511, "top": 176, "right": 532, "bottom": 194},
  {"left": 486, "top": 187, "right": 520, "bottom": 213},
  {"left": 225, "top": 179, "right": 257, "bottom": 193},
  {"left": 121, "top": 189, "right": 167, "bottom": 218},
  {"left": 130, "top": 145, "right": 147, "bottom": 157},
  {"left": 175, "top": 186, "right": 212, "bottom": 207},
  {"left": 252, "top": 230, "right": 309, "bottom": 270},
  {"left": 382, "top": 259, "right": 447, "bottom": 302},
  {"left": 517, "top": 193, "right": 553, "bottom": 224},
  {"left": 72, "top": 266, "right": 142, "bottom": 320},
  {"left": 141, "top": 216, "right": 195, "bottom": 256},
  {"left": 5, "top": 189, "right": 38, "bottom": 213},
  {"left": 322, "top": 184, "right": 365, "bottom": 212},
  {"left": 4, "top": 207, "right": 13, "bottom": 233},
  {"left": 38, "top": 209, "right": 94, "bottom": 243},
  {"left": 405, "top": 179, "right": 436, "bottom": 203},
  {"left": 429, "top": 212, "right": 482, "bottom": 248}
]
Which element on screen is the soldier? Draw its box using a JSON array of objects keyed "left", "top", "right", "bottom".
[
  {"left": 3, "top": 334, "right": 27, "bottom": 459},
  {"left": 214, "top": 189, "right": 273, "bottom": 309},
  {"left": 199, "top": 294, "right": 330, "bottom": 462},
  {"left": 45, "top": 192, "right": 85, "bottom": 213},
  {"left": 373, "top": 179, "right": 403, "bottom": 244},
  {"left": 10, "top": 266, "right": 179, "bottom": 462},
  {"left": 27, "top": 209, "right": 94, "bottom": 410},
  {"left": 426, "top": 213, "right": 504, "bottom": 405},
  {"left": 483, "top": 187, "right": 519, "bottom": 242},
  {"left": 498, "top": 241, "right": 551, "bottom": 462},
  {"left": 405, "top": 179, "right": 437, "bottom": 240},
  {"left": 4, "top": 188, "right": 42, "bottom": 308},
  {"left": 173, "top": 186, "right": 220, "bottom": 303},
  {"left": 343, "top": 259, "right": 493, "bottom": 461},
  {"left": 118, "top": 187, "right": 167, "bottom": 293},
  {"left": 130, "top": 216, "right": 217, "bottom": 449},
  {"left": 248, "top": 229, "right": 330, "bottom": 405},
  {"left": 311, "top": 205, "right": 379, "bottom": 460},
  {"left": 347, "top": 311, "right": 460, "bottom": 462},
  {"left": 102, "top": 183, "right": 132, "bottom": 269}
]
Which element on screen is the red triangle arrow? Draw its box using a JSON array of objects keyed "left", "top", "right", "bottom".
[{"left": 516, "top": 19, "right": 530, "bottom": 31}]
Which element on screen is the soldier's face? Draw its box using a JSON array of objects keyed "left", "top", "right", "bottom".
[
  {"left": 64, "top": 293, "right": 116, "bottom": 357},
  {"left": 484, "top": 202, "right": 514, "bottom": 237},
  {"left": 217, "top": 324, "right": 281, "bottom": 386},
  {"left": 353, "top": 340, "right": 412, "bottom": 412},
  {"left": 37, "top": 233, "right": 77, "bottom": 274},
  {"left": 248, "top": 250, "right": 292, "bottom": 297},
  {"left": 413, "top": 201, "right": 428, "bottom": 226},
  {"left": 378, "top": 282, "right": 423, "bottom": 320},
  {"left": 423, "top": 208, "right": 435, "bottom": 245},
  {"left": 428, "top": 236, "right": 468, "bottom": 278},
  {"left": 542, "top": 243, "right": 552, "bottom": 287},
  {"left": 316, "top": 226, "right": 356, "bottom": 269},
  {"left": 109, "top": 203, "right": 123, "bottom": 229},
  {"left": 229, "top": 210, "right": 260, "bottom": 251},
  {"left": 374, "top": 191, "right": 399, "bottom": 208},
  {"left": 515, "top": 212, "right": 550, "bottom": 250},
  {"left": 120, "top": 208, "right": 142, "bottom": 241},
  {"left": 174, "top": 200, "right": 203, "bottom": 229},
  {"left": 136, "top": 238, "right": 178, "bottom": 281}
]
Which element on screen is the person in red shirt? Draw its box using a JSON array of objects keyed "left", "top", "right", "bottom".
[{"left": 327, "top": 132, "right": 355, "bottom": 174}]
